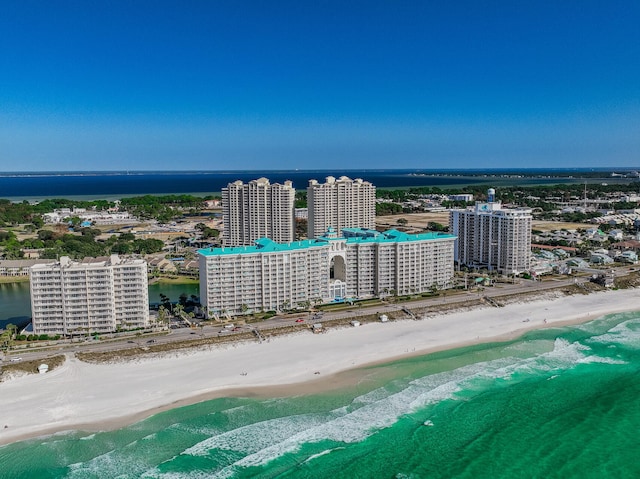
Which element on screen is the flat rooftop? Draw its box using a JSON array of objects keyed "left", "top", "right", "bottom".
[{"left": 198, "top": 229, "right": 456, "bottom": 257}]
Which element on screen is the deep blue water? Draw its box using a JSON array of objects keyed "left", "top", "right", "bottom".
[{"left": 0, "top": 169, "right": 627, "bottom": 199}]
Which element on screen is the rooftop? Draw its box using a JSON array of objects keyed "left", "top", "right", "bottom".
[{"left": 198, "top": 229, "right": 456, "bottom": 256}]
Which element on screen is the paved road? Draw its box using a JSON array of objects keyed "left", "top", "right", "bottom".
[{"left": 3, "top": 266, "right": 633, "bottom": 365}]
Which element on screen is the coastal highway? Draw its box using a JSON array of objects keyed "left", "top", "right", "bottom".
[{"left": 2, "top": 267, "right": 633, "bottom": 365}]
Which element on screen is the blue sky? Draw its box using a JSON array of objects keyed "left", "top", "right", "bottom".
[{"left": 1, "top": 0, "right": 638, "bottom": 171}]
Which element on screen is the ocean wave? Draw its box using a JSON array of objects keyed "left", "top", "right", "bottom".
[
  {"left": 99, "top": 333, "right": 627, "bottom": 478},
  {"left": 586, "top": 318, "right": 640, "bottom": 350},
  {"left": 303, "top": 446, "right": 346, "bottom": 464},
  {"left": 67, "top": 447, "right": 150, "bottom": 479}
]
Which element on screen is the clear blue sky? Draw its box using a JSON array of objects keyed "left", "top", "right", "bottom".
[{"left": 1, "top": 0, "right": 638, "bottom": 171}]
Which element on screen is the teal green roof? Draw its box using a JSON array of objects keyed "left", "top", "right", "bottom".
[
  {"left": 344, "top": 229, "right": 455, "bottom": 245},
  {"left": 197, "top": 230, "right": 456, "bottom": 257},
  {"left": 198, "top": 238, "right": 328, "bottom": 256}
]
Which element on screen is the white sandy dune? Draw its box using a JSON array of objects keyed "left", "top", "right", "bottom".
[{"left": 1, "top": 288, "right": 637, "bottom": 445}]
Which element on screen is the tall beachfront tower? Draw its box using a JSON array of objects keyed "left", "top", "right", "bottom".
[
  {"left": 449, "top": 188, "right": 532, "bottom": 275},
  {"left": 307, "top": 176, "right": 376, "bottom": 239},
  {"left": 29, "top": 255, "right": 149, "bottom": 336},
  {"left": 222, "top": 177, "right": 296, "bottom": 246}
]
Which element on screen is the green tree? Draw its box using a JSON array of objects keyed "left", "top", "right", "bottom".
[
  {"left": 32, "top": 216, "right": 44, "bottom": 229},
  {"left": 157, "top": 306, "right": 170, "bottom": 329},
  {"left": 179, "top": 293, "right": 188, "bottom": 307},
  {"left": 159, "top": 294, "right": 172, "bottom": 311},
  {"left": 1, "top": 324, "right": 17, "bottom": 356},
  {"left": 64, "top": 216, "right": 82, "bottom": 227}
]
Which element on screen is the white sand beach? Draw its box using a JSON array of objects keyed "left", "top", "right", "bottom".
[{"left": 1, "top": 288, "right": 637, "bottom": 446}]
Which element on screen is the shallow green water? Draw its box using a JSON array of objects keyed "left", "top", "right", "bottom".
[{"left": 2, "top": 311, "right": 640, "bottom": 478}]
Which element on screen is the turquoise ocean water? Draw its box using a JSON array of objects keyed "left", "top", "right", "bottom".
[{"left": 2, "top": 311, "right": 640, "bottom": 479}]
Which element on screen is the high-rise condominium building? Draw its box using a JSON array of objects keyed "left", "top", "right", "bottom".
[
  {"left": 449, "top": 188, "right": 532, "bottom": 275},
  {"left": 29, "top": 255, "right": 149, "bottom": 335},
  {"left": 222, "top": 177, "right": 295, "bottom": 246},
  {"left": 307, "top": 176, "right": 376, "bottom": 239},
  {"left": 198, "top": 227, "right": 455, "bottom": 317}
]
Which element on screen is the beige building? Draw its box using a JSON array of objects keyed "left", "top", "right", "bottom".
[
  {"left": 222, "top": 177, "right": 296, "bottom": 246},
  {"left": 29, "top": 255, "right": 149, "bottom": 335},
  {"left": 0, "top": 259, "right": 54, "bottom": 277},
  {"left": 449, "top": 189, "right": 532, "bottom": 275},
  {"left": 198, "top": 228, "right": 455, "bottom": 317},
  {"left": 307, "top": 176, "right": 376, "bottom": 239}
]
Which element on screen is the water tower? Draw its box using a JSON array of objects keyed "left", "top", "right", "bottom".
[{"left": 487, "top": 188, "right": 496, "bottom": 203}]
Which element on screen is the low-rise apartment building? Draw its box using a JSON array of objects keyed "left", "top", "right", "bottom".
[{"left": 0, "top": 259, "right": 54, "bottom": 277}]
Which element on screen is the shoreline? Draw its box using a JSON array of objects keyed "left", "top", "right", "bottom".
[{"left": 1, "top": 288, "right": 637, "bottom": 447}]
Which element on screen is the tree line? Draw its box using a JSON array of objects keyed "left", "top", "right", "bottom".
[
  {"left": 0, "top": 194, "right": 219, "bottom": 227},
  {"left": 0, "top": 228, "right": 164, "bottom": 260}
]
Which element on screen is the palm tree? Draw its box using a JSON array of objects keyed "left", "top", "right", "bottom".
[
  {"left": 280, "top": 299, "right": 290, "bottom": 313},
  {"left": 173, "top": 303, "right": 185, "bottom": 321},
  {"left": 1, "top": 324, "right": 17, "bottom": 357},
  {"left": 159, "top": 293, "right": 172, "bottom": 312},
  {"left": 157, "top": 305, "right": 169, "bottom": 329}
]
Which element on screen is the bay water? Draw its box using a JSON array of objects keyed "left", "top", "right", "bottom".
[
  {"left": 0, "top": 281, "right": 199, "bottom": 329},
  {"left": 0, "top": 169, "right": 619, "bottom": 201},
  {"left": 2, "top": 310, "right": 640, "bottom": 478}
]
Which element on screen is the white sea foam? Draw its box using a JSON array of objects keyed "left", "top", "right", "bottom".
[
  {"left": 578, "top": 356, "right": 627, "bottom": 365},
  {"left": 303, "top": 446, "right": 346, "bottom": 464},
  {"left": 67, "top": 449, "right": 150, "bottom": 479},
  {"left": 146, "top": 334, "right": 629, "bottom": 478},
  {"left": 142, "top": 471, "right": 226, "bottom": 479},
  {"left": 174, "top": 358, "right": 527, "bottom": 477},
  {"left": 587, "top": 318, "right": 640, "bottom": 349},
  {"left": 182, "top": 413, "right": 329, "bottom": 457},
  {"left": 167, "top": 423, "right": 221, "bottom": 438}
]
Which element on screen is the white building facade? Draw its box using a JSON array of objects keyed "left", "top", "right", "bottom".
[
  {"left": 222, "top": 178, "right": 296, "bottom": 246},
  {"left": 29, "top": 255, "right": 149, "bottom": 335},
  {"left": 449, "top": 189, "right": 532, "bottom": 275},
  {"left": 43, "top": 208, "right": 137, "bottom": 225},
  {"left": 198, "top": 228, "right": 455, "bottom": 317},
  {"left": 307, "top": 176, "right": 376, "bottom": 239}
]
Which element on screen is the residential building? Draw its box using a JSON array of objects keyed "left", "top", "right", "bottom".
[
  {"left": 617, "top": 250, "right": 638, "bottom": 264},
  {"left": 294, "top": 207, "right": 308, "bottom": 220},
  {"left": 449, "top": 188, "right": 532, "bottom": 275},
  {"left": 29, "top": 255, "right": 149, "bottom": 335},
  {"left": 448, "top": 194, "right": 474, "bottom": 202},
  {"left": 590, "top": 253, "right": 614, "bottom": 265},
  {"left": 307, "top": 176, "right": 376, "bottom": 239},
  {"left": 198, "top": 227, "right": 455, "bottom": 317},
  {"left": 43, "top": 208, "right": 137, "bottom": 225},
  {"left": 222, "top": 177, "right": 295, "bottom": 246},
  {"left": 0, "top": 259, "right": 55, "bottom": 277}
]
